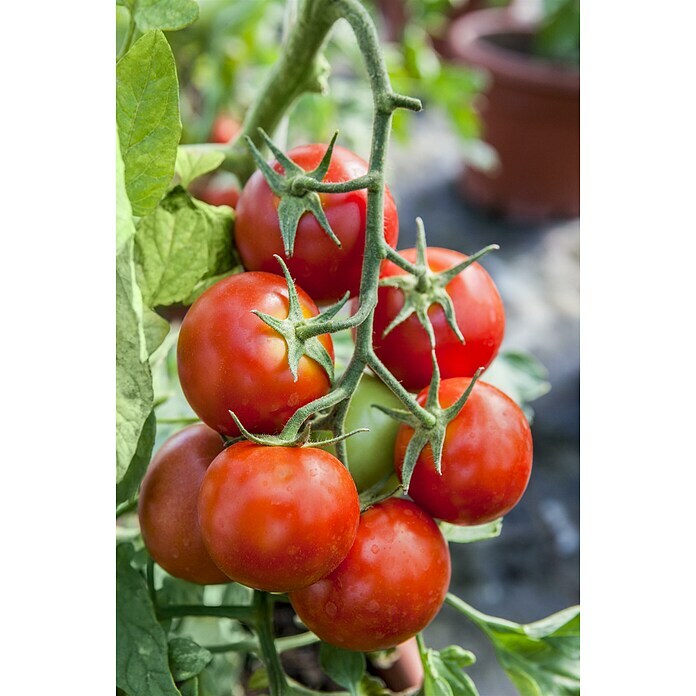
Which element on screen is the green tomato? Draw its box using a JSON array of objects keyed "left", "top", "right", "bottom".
[{"left": 325, "top": 373, "right": 404, "bottom": 492}]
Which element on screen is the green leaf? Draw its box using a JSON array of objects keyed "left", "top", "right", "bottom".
[
  {"left": 116, "top": 409, "right": 156, "bottom": 505},
  {"left": 178, "top": 677, "right": 199, "bottom": 696},
  {"left": 319, "top": 643, "right": 366, "bottom": 696},
  {"left": 169, "top": 637, "right": 213, "bottom": 682},
  {"left": 134, "top": 187, "right": 235, "bottom": 307},
  {"left": 483, "top": 351, "right": 551, "bottom": 423},
  {"left": 117, "top": 130, "right": 136, "bottom": 254},
  {"left": 158, "top": 574, "right": 206, "bottom": 608},
  {"left": 447, "top": 595, "right": 580, "bottom": 696},
  {"left": 175, "top": 147, "right": 225, "bottom": 188},
  {"left": 132, "top": 0, "right": 199, "bottom": 32},
  {"left": 439, "top": 519, "right": 502, "bottom": 544},
  {"left": 116, "top": 543, "right": 180, "bottom": 696},
  {"left": 116, "top": 239, "right": 154, "bottom": 483},
  {"left": 356, "top": 674, "right": 390, "bottom": 696},
  {"left": 423, "top": 647, "right": 479, "bottom": 696},
  {"left": 117, "top": 30, "right": 181, "bottom": 216},
  {"left": 143, "top": 306, "right": 171, "bottom": 355},
  {"left": 247, "top": 667, "right": 269, "bottom": 690}
]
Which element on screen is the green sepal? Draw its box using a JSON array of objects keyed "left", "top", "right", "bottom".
[
  {"left": 384, "top": 354, "right": 483, "bottom": 493},
  {"left": 244, "top": 130, "right": 341, "bottom": 256},
  {"left": 252, "top": 256, "right": 335, "bottom": 384},
  {"left": 380, "top": 218, "right": 498, "bottom": 347}
]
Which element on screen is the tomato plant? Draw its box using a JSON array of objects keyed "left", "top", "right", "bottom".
[
  {"left": 138, "top": 424, "right": 229, "bottom": 585},
  {"left": 198, "top": 442, "right": 360, "bottom": 592},
  {"left": 290, "top": 498, "right": 451, "bottom": 651},
  {"left": 115, "top": 0, "right": 579, "bottom": 694},
  {"left": 177, "top": 271, "right": 333, "bottom": 437},
  {"left": 235, "top": 143, "right": 399, "bottom": 302},
  {"left": 372, "top": 246, "right": 505, "bottom": 391},
  {"left": 395, "top": 377, "right": 533, "bottom": 525}
]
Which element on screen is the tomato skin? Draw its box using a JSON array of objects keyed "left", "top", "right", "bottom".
[
  {"left": 372, "top": 247, "right": 505, "bottom": 391},
  {"left": 290, "top": 498, "right": 451, "bottom": 651},
  {"left": 198, "top": 443, "right": 360, "bottom": 592},
  {"left": 177, "top": 272, "right": 333, "bottom": 437},
  {"left": 395, "top": 378, "right": 533, "bottom": 525},
  {"left": 343, "top": 373, "right": 404, "bottom": 492},
  {"left": 235, "top": 144, "right": 399, "bottom": 303},
  {"left": 138, "top": 425, "right": 229, "bottom": 585},
  {"left": 193, "top": 179, "right": 240, "bottom": 209},
  {"left": 210, "top": 114, "right": 241, "bottom": 144}
]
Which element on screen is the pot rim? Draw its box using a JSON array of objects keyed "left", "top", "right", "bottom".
[{"left": 447, "top": 8, "right": 579, "bottom": 94}]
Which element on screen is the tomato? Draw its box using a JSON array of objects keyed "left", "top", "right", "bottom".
[
  {"left": 372, "top": 247, "right": 505, "bottom": 391},
  {"left": 210, "top": 114, "right": 241, "bottom": 144},
  {"left": 198, "top": 442, "right": 360, "bottom": 592},
  {"left": 192, "top": 174, "right": 240, "bottom": 209},
  {"left": 394, "top": 378, "right": 533, "bottom": 525},
  {"left": 177, "top": 272, "right": 333, "bottom": 437},
  {"left": 138, "top": 424, "right": 228, "bottom": 585},
  {"left": 342, "top": 373, "right": 404, "bottom": 492},
  {"left": 235, "top": 144, "right": 399, "bottom": 303},
  {"left": 290, "top": 498, "right": 451, "bottom": 651}
]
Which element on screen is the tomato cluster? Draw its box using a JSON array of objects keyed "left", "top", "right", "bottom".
[{"left": 138, "top": 141, "right": 532, "bottom": 651}]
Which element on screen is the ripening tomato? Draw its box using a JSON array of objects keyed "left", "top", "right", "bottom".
[
  {"left": 235, "top": 144, "right": 399, "bottom": 303},
  {"left": 138, "top": 425, "right": 228, "bottom": 585},
  {"left": 290, "top": 498, "right": 451, "bottom": 651},
  {"left": 395, "top": 378, "right": 533, "bottom": 525},
  {"left": 210, "top": 114, "right": 241, "bottom": 144},
  {"left": 343, "top": 373, "right": 404, "bottom": 492},
  {"left": 177, "top": 272, "right": 333, "bottom": 437},
  {"left": 198, "top": 442, "right": 360, "bottom": 592},
  {"left": 373, "top": 247, "right": 505, "bottom": 391},
  {"left": 192, "top": 173, "right": 240, "bottom": 209}
]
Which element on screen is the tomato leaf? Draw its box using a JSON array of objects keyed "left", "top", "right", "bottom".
[
  {"left": 143, "top": 306, "right": 171, "bottom": 356},
  {"left": 356, "top": 674, "right": 390, "bottom": 696},
  {"left": 131, "top": 0, "right": 199, "bottom": 32},
  {"left": 483, "top": 351, "right": 551, "bottom": 423},
  {"left": 116, "top": 543, "right": 181, "bottom": 696},
  {"left": 176, "top": 147, "right": 226, "bottom": 188},
  {"left": 134, "top": 186, "right": 236, "bottom": 307},
  {"left": 319, "top": 643, "right": 366, "bottom": 696},
  {"left": 439, "top": 519, "right": 502, "bottom": 544},
  {"left": 447, "top": 594, "right": 580, "bottom": 696},
  {"left": 178, "top": 677, "right": 199, "bottom": 696},
  {"left": 117, "top": 130, "right": 136, "bottom": 254},
  {"left": 422, "top": 645, "right": 479, "bottom": 696},
  {"left": 116, "top": 409, "right": 156, "bottom": 505},
  {"left": 169, "top": 637, "right": 213, "bottom": 682},
  {"left": 116, "top": 239, "right": 154, "bottom": 483},
  {"left": 117, "top": 30, "right": 181, "bottom": 216}
]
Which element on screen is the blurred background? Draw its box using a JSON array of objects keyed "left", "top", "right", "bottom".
[{"left": 117, "top": 0, "right": 579, "bottom": 693}]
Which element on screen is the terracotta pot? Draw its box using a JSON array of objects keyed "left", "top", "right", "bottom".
[
  {"left": 371, "top": 638, "right": 424, "bottom": 693},
  {"left": 447, "top": 8, "right": 579, "bottom": 221}
]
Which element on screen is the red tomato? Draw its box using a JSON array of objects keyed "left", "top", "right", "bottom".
[
  {"left": 193, "top": 177, "right": 240, "bottom": 209},
  {"left": 290, "top": 498, "right": 451, "bottom": 651},
  {"left": 138, "top": 424, "right": 228, "bottom": 585},
  {"left": 395, "top": 378, "right": 533, "bottom": 525},
  {"left": 177, "top": 272, "right": 333, "bottom": 437},
  {"left": 198, "top": 442, "right": 360, "bottom": 592},
  {"left": 372, "top": 247, "right": 505, "bottom": 391},
  {"left": 210, "top": 114, "right": 241, "bottom": 144},
  {"left": 235, "top": 144, "right": 399, "bottom": 303}
]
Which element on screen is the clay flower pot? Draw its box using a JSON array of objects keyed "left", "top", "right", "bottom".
[{"left": 447, "top": 8, "right": 579, "bottom": 220}]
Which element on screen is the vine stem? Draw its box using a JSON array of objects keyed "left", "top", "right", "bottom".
[{"left": 254, "top": 591, "right": 290, "bottom": 696}]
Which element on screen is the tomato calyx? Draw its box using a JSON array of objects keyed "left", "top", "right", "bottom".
[
  {"left": 380, "top": 218, "right": 499, "bottom": 346},
  {"left": 245, "top": 129, "right": 344, "bottom": 257},
  {"left": 251, "top": 256, "right": 345, "bottom": 385},
  {"left": 378, "top": 354, "right": 484, "bottom": 492},
  {"left": 226, "top": 408, "right": 369, "bottom": 450}
]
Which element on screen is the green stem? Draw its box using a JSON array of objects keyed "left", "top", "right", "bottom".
[
  {"left": 157, "top": 604, "right": 257, "bottom": 623},
  {"left": 223, "top": 0, "right": 338, "bottom": 183},
  {"left": 254, "top": 591, "right": 289, "bottom": 696},
  {"left": 205, "top": 631, "right": 319, "bottom": 655}
]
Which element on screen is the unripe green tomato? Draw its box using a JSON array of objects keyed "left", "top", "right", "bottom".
[{"left": 320, "top": 373, "right": 404, "bottom": 492}]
